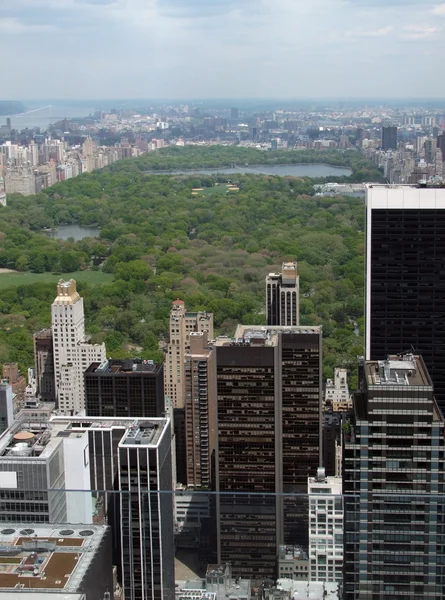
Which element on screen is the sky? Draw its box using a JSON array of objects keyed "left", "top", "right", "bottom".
[{"left": 2, "top": 0, "right": 445, "bottom": 100}]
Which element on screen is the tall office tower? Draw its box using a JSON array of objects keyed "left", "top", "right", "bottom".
[
  {"left": 215, "top": 325, "right": 322, "bottom": 578},
  {"left": 437, "top": 132, "right": 445, "bottom": 160},
  {"left": 118, "top": 419, "right": 174, "bottom": 600},
  {"left": 85, "top": 358, "right": 165, "bottom": 418},
  {"left": 266, "top": 261, "right": 300, "bottom": 326},
  {"left": 0, "top": 379, "right": 14, "bottom": 434},
  {"left": 51, "top": 279, "right": 105, "bottom": 413},
  {"left": 184, "top": 332, "right": 216, "bottom": 488},
  {"left": 424, "top": 138, "right": 436, "bottom": 163},
  {"left": 165, "top": 299, "right": 213, "bottom": 408},
  {"left": 230, "top": 107, "right": 239, "bottom": 120},
  {"left": 343, "top": 354, "right": 445, "bottom": 600},
  {"left": 365, "top": 184, "right": 445, "bottom": 411},
  {"left": 308, "top": 468, "right": 343, "bottom": 583},
  {"left": 32, "top": 416, "right": 174, "bottom": 600},
  {"left": 381, "top": 126, "right": 398, "bottom": 151},
  {"left": 33, "top": 328, "right": 56, "bottom": 402}
]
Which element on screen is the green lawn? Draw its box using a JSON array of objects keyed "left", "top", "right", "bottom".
[
  {"left": 0, "top": 270, "right": 114, "bottom": 289},
  {"left": 193, "top": 184, "right": 239, "bottom": 197}
]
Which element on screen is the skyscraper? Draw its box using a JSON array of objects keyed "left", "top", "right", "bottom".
[
  {"left": 215, "top": 325, "right": 322, "bottom": 578},
  {"left": 85, "top": 358, "right": 165, "bottom": 418},
  {"left": 381, "top": 126, "right": 398, "bottom": 151},
  {"left": 266, "top": 261, "right": 300, "bottom": 327},
  {"left": 51, "top": 279, "right": 106, "bottom": 413},
  {"left": 33, "top": 328, "right": 56, "bottom": 402},
  {"left": 437, "top": 132, "right": 445, "bottom": 160},
  {"left": 118, "top": 419, "right": 174, "bottom": 600},
  {"left": 365, "top": 184, "right": 445, "bottom": 411},
  {"left": 343, "top": 354, "right": 445, "bottom": 599},
  {"left": 184, "top": 331, "right": 216, "bottom": 488},
  {"left": 164, "top": 299, "right": 213, "bottom": 409},
  {"left": 48, "top": 416, "right": 174, "bottom": 600}
]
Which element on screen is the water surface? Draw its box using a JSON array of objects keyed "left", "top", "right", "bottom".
[
  {"left": 46, "top": 224, "right": 100, "bottom": 241},
  {"left": 149, "top": 164, "right": 352, "bottom": 177}
]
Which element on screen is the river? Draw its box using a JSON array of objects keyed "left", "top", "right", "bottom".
[{"left": 147, "top": 164, "right": 352, "bottom": 177}]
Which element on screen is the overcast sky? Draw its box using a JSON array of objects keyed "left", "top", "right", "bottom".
[{"left": 2, "top": 0, "right": 445, "bottom": 100}]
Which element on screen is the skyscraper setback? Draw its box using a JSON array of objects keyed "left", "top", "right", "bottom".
[
  {"left": 365, "top": 184, "right": 445, "bottom": 411},
  {"left": 266, "top": 261, "right": 300, "bottom": 326},
  {"left": 215, "top": 325, "right": 322, "bottom": 578}
]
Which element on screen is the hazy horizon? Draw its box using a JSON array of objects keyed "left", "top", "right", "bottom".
[{"left": 2, "top": 0, "right": 445, "bottom": 99}]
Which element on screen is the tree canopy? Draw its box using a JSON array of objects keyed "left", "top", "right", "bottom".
[{"left": 0, "top": 147, "right": 373, "bottom": 386}]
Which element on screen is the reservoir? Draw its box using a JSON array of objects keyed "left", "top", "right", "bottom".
[{"left": 147, "top": 164, "right": 352, "bottom": 177}]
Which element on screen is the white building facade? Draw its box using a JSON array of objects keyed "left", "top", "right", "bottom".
[
  {"left": 308, "top": 469, "right": 343, "bottom": 583},
  {"left": 51, "top": 279, "right": 105, "bottom": 414}
]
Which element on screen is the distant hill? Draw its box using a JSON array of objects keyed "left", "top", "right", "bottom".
[{"left": 0, "top": 101, "right": 26, "bottom": 116}]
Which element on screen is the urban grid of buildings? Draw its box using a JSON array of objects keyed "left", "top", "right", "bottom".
[
  {"left": 1, "top": 103, "right": 445, "bottom": 198},
  {"left": 1, "top": 180, "right": 445, "bottom": 598}
]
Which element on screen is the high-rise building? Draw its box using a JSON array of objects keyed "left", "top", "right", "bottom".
[
  {"left": 33, "top": 328, "right": 56, "bottom": 402},
  {"left": 164, "top": 299, "right": 213, "bottom": 408},
  {"left": 51, "top": 279, "right": 105, "bottom": 413},
  {"left": 381, "top": 126, "right": 398, "bottom": 151},
  {"left": 365, "top": 184, "right": 445, "bottom": 411},
  {"left": 215, "top": 325, "right": 322, "bottom": 578},
  {"left": 85, "top": 358, "right": 165, "bottom": 418},
  {"left": 0, "top": 379, "right": 14, "bottom": 434},
  {"left": 230, "top": 107, "right": 239, "bottom": 120},
  {"left": 308, "top": 468, "right": 343, "bottom": 583},
  {"left": 266, "top": 261, "right": 300, "bottom": 327},
  {"left": 40, "top": 415, "right": 175, "bottom": 600},
  {"left": 184, "top": 331, "right": 216, "bottom": 488},
  {"left": 0, "top": 411, "right": 93, "bottom": 524},
  {"left": 343, "top": 354, "right": 445, "bottom": 599},
  {"left": 118, "top": 418, "right": 174, "bottom": 600},
  {"left": 437, "top": 132, "right": 445, "bottom": 160}
]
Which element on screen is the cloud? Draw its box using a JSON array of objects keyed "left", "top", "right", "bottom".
[
  {"left": 74, "top": 0, "right": 117, "bottom": 4},
  {"left": 347, "top": 25, "right": 393, "bottom": 37},
  {"left": 0, "top": 17, "right": 52, "bottom": 32},
  {"left": 400, "top": 25, "right": 439, "bottom": 38},
  {"left": 158, "top": 0, "right": 254, "bottom": 18},
  {"left": 432, "top": 3, "right": 445, "bottom": 14}
]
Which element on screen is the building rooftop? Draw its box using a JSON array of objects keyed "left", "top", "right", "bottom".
[
  {"left": 86, "top": 358, "right": 162, "bottom": 376},
  {"left": 0, "top": 416, "right": 170, "bottom": 459},
  {"left": 0, "top": 523, "right": 108, "bottom": 593},
  {"left": 52, "top": 280, "right": 81, "bottom": 306},
  {"left": 214, "top": 325, "right": 320, "bottom": 347},
  {"left": 364, "top": 354, "right": 431, "bottom": 388},
  {"left": 276, "top": 580, "right": 340, "bottom": 600}
]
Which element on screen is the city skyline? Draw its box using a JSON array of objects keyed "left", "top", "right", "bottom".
[{"left": 2, "top": 1, "right": 445, "bottom": 99}]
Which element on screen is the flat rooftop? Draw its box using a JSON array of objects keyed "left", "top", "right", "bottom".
[
  {"left": 364, "top": 354, "right": 431, "bottom": 388},
  {"left": 214, "top": 325, "right": 320, "bottom": 347},
  {"left": 366, "top": 183, "right": 445, "bottom": 209},
  {"left": 0, "top": 523, "right": 108, "bottom": 593},
  {"left": 0, "top": 417, "right": 169, "bottom": 459},
  {"left": 86, "top": 358, "right": 162, "bottom": 375}
]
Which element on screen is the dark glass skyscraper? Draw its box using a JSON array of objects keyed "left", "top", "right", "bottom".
[
  {"left": 215, "top": 325, "right": 322, "bottom": 578},
  {"left": 381, "top": 126, "right": 398, "bottom": 151},
  {"left": 343, "top": 354, "right": 445, "bottom": 599},
  {"left": 365, "top": 184, "right": 445, "bottom": 412},
  {"left": 85, "top": 359, "right": 164, "bottom": 418}
]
